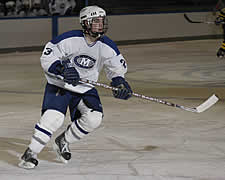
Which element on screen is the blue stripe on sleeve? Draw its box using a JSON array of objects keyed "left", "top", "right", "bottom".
[{"left": 51, "top": 30, "right": 84, "bottom": 44}]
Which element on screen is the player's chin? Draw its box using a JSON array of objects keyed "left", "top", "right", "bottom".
[{"left": 96, "top": 29, "right": 104, "bottom": 33}]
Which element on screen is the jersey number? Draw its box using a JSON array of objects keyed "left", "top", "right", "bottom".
[
  {"left": 120, "top": 59, "right": 127, "bottom": 69},
  {"left": 44, "top": 48, "right": 53, "bottom": 55}
]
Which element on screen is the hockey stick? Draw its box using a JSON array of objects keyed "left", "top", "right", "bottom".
[
  {"left": 79, "top": 79, "right": 219, "bottom": 113},
  {"left": 184, "top": 13, "right": 222, "bottom": 24},
  {"left": 48, "top": 72, "right": 219, "bottom": 113}
]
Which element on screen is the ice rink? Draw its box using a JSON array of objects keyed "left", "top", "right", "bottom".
[{"left": 0, "top": 39, "right": 225, "bottom": 180}]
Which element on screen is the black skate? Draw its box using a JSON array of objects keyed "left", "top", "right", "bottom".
[
  {"left": 53, "top": 132, "right": 71, "bottom": 164},
  {"left": 18, "top": 148, "right": 38, "bottom": 169}
]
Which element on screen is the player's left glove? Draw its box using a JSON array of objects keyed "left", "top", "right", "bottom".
[{"left": 110, "top": 76, "right": 132, "bottom": 100}]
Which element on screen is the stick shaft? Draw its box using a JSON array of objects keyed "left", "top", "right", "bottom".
[
  {"left": 46, "top": 69, "right": 218, "bottom": 113},
  {"left": 79, "top": 79, "right": 197, "bottom": 113}
]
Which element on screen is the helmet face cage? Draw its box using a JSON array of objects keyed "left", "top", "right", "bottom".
[
  {"left": 84, "top": 16, "right": 108, "bottom": 38},
  {"left": 80, "top": 6, "right": 108, "bottom": 38}
]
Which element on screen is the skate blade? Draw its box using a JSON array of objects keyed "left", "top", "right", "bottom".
[
  {"left": 53, "top": 143, "right": 68, "bottom": 164},
  {"left": 18, "top": 160, "right": 36, "bottom": 169}
]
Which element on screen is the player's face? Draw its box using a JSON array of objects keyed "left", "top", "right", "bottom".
[{"left": 91, "top": 17, "right": 104, "bottom": 33}]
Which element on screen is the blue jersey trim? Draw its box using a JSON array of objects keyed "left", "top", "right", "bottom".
[
  {"left": 51, "top": 30, "right": 84, "bottom": 44},
  {"left": 99, "top": 36, "right": 120, "bottom": 55}
]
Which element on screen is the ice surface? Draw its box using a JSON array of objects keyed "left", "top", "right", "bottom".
[{"left": 0, "top": 40, "right": 225, "bottom": 180}]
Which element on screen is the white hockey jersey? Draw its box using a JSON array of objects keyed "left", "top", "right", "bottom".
[{"left": 40, "top": 30, "right": 128, "bottom": 94}]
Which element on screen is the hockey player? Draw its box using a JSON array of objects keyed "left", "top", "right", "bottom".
[
  {"left": 18, "top": 5, "right": 132, "bottom": 169},
  {"left": 215, "top": 7, "right": 225, "bottom": 58}
]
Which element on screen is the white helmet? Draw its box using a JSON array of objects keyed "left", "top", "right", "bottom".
[{"left": 79, "top": 5, "right": 108, "bottom": 38}]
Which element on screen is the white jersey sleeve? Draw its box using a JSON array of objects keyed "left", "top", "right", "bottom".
[
  {"left": 104, "top": 54, "right": 127, "bottom": 80},
  {"left": 99, "top": 36, "right": 128, "bottom": 80},
  {"left": 40, "top": 41, "right": 65, "bottom": 74}
]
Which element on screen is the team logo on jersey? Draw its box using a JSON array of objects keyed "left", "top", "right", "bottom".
[{"left": 73, "top": 55, "right": 96, "bottom": 69}]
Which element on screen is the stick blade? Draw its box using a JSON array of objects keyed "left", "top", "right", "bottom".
[
  {"left": 184, "top": 13, "right": 199, "bottom": 23},
  {"left": 183, "top": 13, "right": 215, "bottom": 24},
  {"left": 184, "top": 13, "right": 193, "bottom": 23},
  {"left": 195, "top": 94, "right": 219, "bottom": 113}
]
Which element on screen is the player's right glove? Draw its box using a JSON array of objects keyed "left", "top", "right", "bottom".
[
  {"left": 61, "top": 60, "right": 80, "bottom": 85},
  {"left": 50, "top": 60, "right": 80, "bottom": 85},
  {"left": 110, "top": 76, "right": 132, "bottom": 100},
  {"left": 217, "top": 42, "right": 225, "bottom": 58}
]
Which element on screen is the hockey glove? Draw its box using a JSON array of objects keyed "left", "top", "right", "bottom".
[
  {"left": 50, "top": 60, "right": 80, "bottom": 85},
  {"left": 110, "top": 77, "right": 132, "bottom": 100},
  {"left": 217, "top": 47, "right": 225, "bottom": 58},
  {"left": 61, "top": 60, "right": 80, "bottom": 85},
  {"left": 217, "top": 42, "right": 225, "bottom": 58}
]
